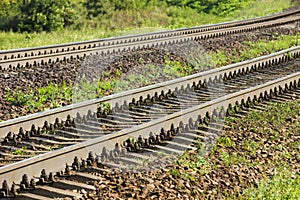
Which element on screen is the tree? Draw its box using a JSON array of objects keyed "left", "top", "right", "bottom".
[
  {"left": 18, "top": 0, "right": 75, "bottom": 32},
  {"left": 0, "top": 0, "right": 20, "bottom": 31}
]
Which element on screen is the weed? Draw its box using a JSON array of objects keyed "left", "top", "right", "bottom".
[
  {"left": 212, "top": 33, "right": 300, "bottom": 66},
  {"left": 99, "top": 102, "right": 111, "bottom": 113},
  {"left": 218, "top": 137, "right": 235, "bottom": 147},
  {"left": 170, "top": 168, "right": 180, "bottom": 177},
  {"left": 41, "top": 130, "right": 55, "bottom": 135},
  {"left": 5, "top": 89, "right": 34, "bottom": 106},
  {"left": 114, "top": 69, "right": 122, "bottom": 77},
  {"left": 242, "top": 139, "right": 259, "bottom": 152},
  {"left": 5, "top": 82, "right": 73, "bottom": 111},
  {"left": 126, "top": 137, "right": 137, "bottom": 144},
  {"left": 13, "top": 146, "right": 27, "bottom": 155},
  {"left": 13, "top": 149, "right": 25, "bottom": 155},
  {"left": 220, "top": 151, "right": 231, "bottom": 167},
  {"left": 242, "top": 169, "right": 300, "bottom": 199},
  {"left": 138, "top": 57, "right": 144, "bottom": 64}
]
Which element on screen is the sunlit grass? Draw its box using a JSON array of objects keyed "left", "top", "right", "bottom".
[
  {"left": 211, "top": 33, "right": 300, "bottom": 66},
  {"left": 232, "top": 0, "right": 295, "bottom": 19},
  {"left": 241, "top": 169, "right": 300, "bottom": 199}
]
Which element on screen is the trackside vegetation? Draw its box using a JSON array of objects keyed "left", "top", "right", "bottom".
[
  {"left": 212, "top": 33, "right": 300, "bottom": 66},
  {"left": 242, "top": 169, "right": 300, "bottom": 199},
  {"left": 0, "top": 0, "right": 295, "bottom": 50}
]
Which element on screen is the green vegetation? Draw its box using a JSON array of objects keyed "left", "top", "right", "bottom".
[
  {"left": 0, "top": 0, "right": 78, "bottom": 32},
  {"left": 0, "top": 0, "right": 295, "bottom": 50},
  {"left": 227, "top": 100, "right": 300, "bottom": 198},
  {"left": 13, "top": 146, "right": 27, "bottom": 155},
  {"left": 233, "top": 0, "right": 296, "bottom": 19},
  {"left": 5, "top": 82, "right": 72, "bottom": 112},
  {"left": 163, "top": 59, "right": 193, "bottom": 77},
  {"left": 230, "top": 100, "right": 300, "bottom": 131},
  {"left": 170, "top": 150, "right": 212, "bottom": 182},
  {"left": 212, "top": 34, "right": 300, "bottom": 66},
  {"left": 242, "top": 169, "right": 300, "bottom": 199}
]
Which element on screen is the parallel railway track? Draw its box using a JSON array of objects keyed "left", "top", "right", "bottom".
[
  {"left": 0, "top": 46, "right": 299, "bottom": 198},
  {"left": 1, "top": 69, "right": 300, "bottom": 199},
  {"left": 0, "top": 53, "right": 299, "bottom": 166},
  {"left": 0, "top": 9, "right": 299, "bottom": 70},
  {"left": 0, "top": 9, "right": 300, "bottom": 199},
  {"left": 1, "top": 46, "right": 299, "bottom": 135}
]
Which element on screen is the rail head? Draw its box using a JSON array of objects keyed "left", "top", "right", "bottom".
[
  {"left": 1, "top": 13, "right": 299, "bottom": 71},
  {"left": 0, "top": 12, "right": 299, "bottom": 70},
  {"left": 0, "top": 68, "right": 299, "bottom": 186},
  {"left": 0, "top": 8, "right": 298, "bottom": 63}
]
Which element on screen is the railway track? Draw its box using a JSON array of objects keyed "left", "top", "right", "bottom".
[
  {"left": 1, "top": 46, "right": 299, "bottom": 135},
  {"left": 0, "top": 9, "right": 299, "bottom": 70},
  {"left": 0, "top": 53, "right": 299, "bottom": 166},
  {"left": 1, "top": 70, "right": 300, "bottom": 199},
  {"left": 0, "top": 9, "right": 299, "bottom": 198},
  {"left": 0, "top": 46, "right": 299, "bottom": 198}
]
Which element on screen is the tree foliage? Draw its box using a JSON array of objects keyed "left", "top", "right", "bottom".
[
  {"left": 19, "top": 0, "right": 63, "bottom": 32},
  {"left": 0, "top": 0, "right": 254, "bottom": 33},
  {"left": 164, "top": 0, "right": 253, "bottom": 16},
  {"left": 84, "top": 0, "right": 150, "bottom": 18},
  {"left": 0, "top": 0, "right": 78, "bottom": 32},
  {"left": 0, "top": 0, "right": 20, "bottom": 31}
]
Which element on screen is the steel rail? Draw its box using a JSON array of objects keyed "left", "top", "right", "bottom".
[
  {"left": 0, "top": 46, "right": 299, "bottom": 137},
  {"left": 0, "top": 68, "right": 299, "bottom": 187},
  {"left": 0, "top": 10, "right": 299, "bottom": 70},
  {"left": 0, "top": 9, "right": 298, "bottom": 60},
  {"left": 0, "top": 57, "right": 298, "bottom": 167},
  {"left": 2, "top": 86, "right": 298, "bottom": 199},
  {"left": 2, "top": 80, "right": 300, "bottom": 199}
]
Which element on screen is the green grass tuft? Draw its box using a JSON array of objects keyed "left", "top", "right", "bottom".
[{"left": 242, "top": 169, "right": 300, "bottom": 199}]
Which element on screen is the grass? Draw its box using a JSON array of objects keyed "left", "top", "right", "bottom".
[
  {"left": 239, "top": 100, "right": 300, "bottom": 130},
  {"left": 5, "top": 82, "right": 73, "bottom": 112},
  {"left": 0, "top": 0, "right": 295, "bottom": 50},
  {"left": 229, "top": 100, "right": 300, "bottom": 198},
  {"left": 211, "top": 33, "right": 300, "bottom": 66},
  {"left": 242, "top": 169, "right": 300, "bottom": 199},
  {"left": 231, "top": 0, "right": 295, "bottom": 19},
  {"left": 173, "top": 150, "right": 212, "bottom": 180}
]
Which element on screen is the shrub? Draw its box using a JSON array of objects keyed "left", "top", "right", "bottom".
[{"left": 18, "top": 0, "right": 76, "bottom": 32}]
